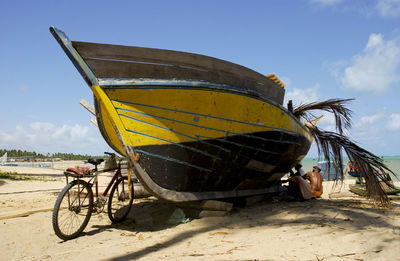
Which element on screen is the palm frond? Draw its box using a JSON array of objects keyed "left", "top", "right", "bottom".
[
  {"left": 295, "top": 98, "right": 395, "bottom": 206},
  {"left": 294, "top": 98, "right": 354, "bottom": 134},
  {"left": 308, "top": 126, "right": 394, "bottom": 206}
]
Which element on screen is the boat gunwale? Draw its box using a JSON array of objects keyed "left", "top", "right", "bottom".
[
  {"left": 50, "top": 26, "right": 285, "bottom": 102},
  {"left": 49, "top": 27, "right": 98, "bottom": 87},
  {"left": 71, "top": 40, "right": 284, "bottom": 97}
]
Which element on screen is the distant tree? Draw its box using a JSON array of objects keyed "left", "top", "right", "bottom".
[{"left": 0, "top": 149, "right": 101, "bottom": 160}]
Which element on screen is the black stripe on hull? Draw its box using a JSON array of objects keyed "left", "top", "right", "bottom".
[{"left": 135, "top": 130, "right": 311, "bottom": 192}]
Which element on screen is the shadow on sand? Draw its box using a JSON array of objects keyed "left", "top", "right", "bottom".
[{"left": 75, "top": 195, "right": 400, "bottom": 260}]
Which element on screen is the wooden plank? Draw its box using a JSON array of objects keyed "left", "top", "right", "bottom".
[
  {"left": 84, "top": 59, "right": 283, "bottom": 103},
  {"left": 72, "top": 41, "right": 284, "bottom": 104},
  {"left": 90, "top": 117, "right": 98, "bottom": 126},
  {"left": 72, "top": 41, "right": 269, "bottom": 83},
  {"left": 133, "top": 184, "right": 151, "bottom": 199},
  {"left": 80, "top": 99, "right": 96, "bottom": 115}
]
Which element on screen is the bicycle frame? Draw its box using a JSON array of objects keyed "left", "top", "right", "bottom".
[
  {"left": 64, "top": 161, "right": 125, "bottom": 200},
  {"left": 96, "top": 163, "right": 124, "bottom": 198},
  {"left": 53, "top": 156, "right": 134, "bottom": 240}
]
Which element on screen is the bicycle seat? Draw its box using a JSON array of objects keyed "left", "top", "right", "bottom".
[
  {"left": 65, "top": 166, "right": 91, "bottom": 176},
  {"left": 88, "top": 158, "right": 104, "bottom": 166}
]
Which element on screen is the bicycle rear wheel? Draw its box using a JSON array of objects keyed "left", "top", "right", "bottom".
[
  {"left": 52, "top": 179, "right": 93, "bottom": 240},
  {"left": 108, "top": 177, "right": 134, "bottom": 223}
]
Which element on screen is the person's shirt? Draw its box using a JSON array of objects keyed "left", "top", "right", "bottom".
[
  {"left": 290, "top": 167, "right": 306, "bottom": 179},
  {"left": 296, "top": 167, "right": 307, "bottom": 179}
]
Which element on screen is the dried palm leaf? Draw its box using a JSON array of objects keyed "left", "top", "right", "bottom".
[
  {"left": 295, "top": 99, "right": 395, "bottom": 206},
  {"left": 294, "top": 98, "right": 354, "bottom": 134}
]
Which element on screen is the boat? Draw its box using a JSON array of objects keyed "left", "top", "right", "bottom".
[
  {"left": 349, "top": 171, "right": 400, "bottom": 196},
  {"left": 50, "top": 27, "right": 313, "bottom": 202},
  {"left": 0, "top": 152, "right": 6, "bottom": 165},
  {"left": 346, "top": 161, "right": 361, "bottom": 177},
  {"left": 349, "top": 183, "right": 400, "bottom": 196},
  {"left": 0, "top": 152, "right": 17, "bottom": 166}
]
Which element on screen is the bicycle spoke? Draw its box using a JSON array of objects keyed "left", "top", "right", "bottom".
[
  {"left": 108, "top": 177, "right": 134, "bottom": 223},
  {"left": 52, "top": 180, "right": 93, "bottom": 240}
]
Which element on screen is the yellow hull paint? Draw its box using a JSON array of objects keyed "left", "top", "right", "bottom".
[{"left": 96, "top": 87, "right": 311, "bottom": 154}]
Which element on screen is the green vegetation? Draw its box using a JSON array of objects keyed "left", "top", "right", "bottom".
[
  {"left": 0, "top": 171, "right": 57, "bottom": 181},
  {"left": 0, "top": 149, "right": 101, "bottom": 160},
  {"left": 0, "top": 171, "right": 35, "bottom": 181}
]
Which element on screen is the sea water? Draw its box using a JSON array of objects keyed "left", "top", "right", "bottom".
[
  {"left": 16, "top": 163, "right": 52, "bottom": 169},
  {"left": 299, "top": 155, "right": 400, "bottom": 180}
]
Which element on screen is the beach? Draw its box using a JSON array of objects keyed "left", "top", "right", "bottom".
[{"left": 1, "top": 163, "right": 399, "bottom": 261}]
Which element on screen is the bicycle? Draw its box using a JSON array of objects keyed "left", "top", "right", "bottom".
[{"left": 52, "top": 152, "right": 134, "bottom": 240}]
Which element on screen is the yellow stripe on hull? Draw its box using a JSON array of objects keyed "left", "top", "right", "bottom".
[{"left": 97, "top": 87, "right": 311, "bottom": 153}]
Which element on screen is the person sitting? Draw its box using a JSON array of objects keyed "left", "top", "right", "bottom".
[
  {"left": 289, "top": 163, "right": 307, "bottom": 179},
  {"left": 306, "top": 166, "right": 323, "bottom": 198},
  {"left": 287, "top": 175, "right": 312, "bottom": 200},
  {"left": 283, "top": 163, "right": 312, "bottom": 200},
  {"left": 345, "top": 161, "right": 363, "bottom": 184}
]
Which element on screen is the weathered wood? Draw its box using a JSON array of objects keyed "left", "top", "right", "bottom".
[
  {"left": 133, "top": 184, "right": 151, "bottom": 199},
  {"left": 90, "top": 117, "right": 98, "bottom": 126},
  {"left": 79, "top": 99, "right": 95, "bottom": 115},
  {"left": 72, "top": 41, "right": 284, "bottom": 104},
  {"left": 79, "top": 99, "right": 98, "bottom": 126},
  {"left": 73, "top": 41, "right": 270, "bottom": 83}
]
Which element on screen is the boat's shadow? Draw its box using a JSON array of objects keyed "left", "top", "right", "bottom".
[
  {"left": 85, "top": 196, "right": 399, "bottom": 260},
  {"left": 83, "top": 198, "right": 191, "bottom": 238}
]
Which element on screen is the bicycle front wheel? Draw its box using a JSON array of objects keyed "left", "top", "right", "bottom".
[
  {"left": 108, "top": 177, "right": 134, "bottom": 223},
  {"left": 52, "top": 179, "right": 93, "bottom": 240}
]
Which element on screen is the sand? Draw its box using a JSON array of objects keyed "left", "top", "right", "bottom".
[{"left": 1, "top": 165, "right": 399, "bottom": 261}]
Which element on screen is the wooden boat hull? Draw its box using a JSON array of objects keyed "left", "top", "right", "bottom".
[
  {"left": 95, "top": 86, "right": 312, "bottom": 194},
  {"left": 50, "top": 27, "right": 313, "bottom": 202},
  {"left": 349, "top": 184, "right": 400, "bottom": 196}
]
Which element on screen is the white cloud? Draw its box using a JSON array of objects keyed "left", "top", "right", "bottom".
[
  {"left": 309, "top": 0, "right": 400, "bottom": 18},
  {"left": 318, "top": 112, "right": 337, "bottom": 132},
  {"left": 354, "top": 113, "right": 386, "bottom": 128},
  {"left": 284, "top": 84, "right": 320, "bottom": 108},
  {"left": 376, "top": 0, "right": 400, "bottom": 18},
  {"left": 349, "top": 112, "right": 400, "bottom": 147},
  {"left": 348, "top": 113, "right": 385, "bottom": 146},
  {"left": 284, "top": 84, "right": 344, "bottom": 132},
  {"left": 0, "top": 122, "right": 109, "bottom": 155},
  {"left": 351, "top": 126, "right": 382, "bottom": 144},
  {"left": 387, "top": 113, "right": 400, "bottom": 130},
  {"left": 339, "top": 33, "right": 400, "bottom": 93}
]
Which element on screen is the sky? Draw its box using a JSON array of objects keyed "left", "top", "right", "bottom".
[{"left": 0, "top": 0, "right": 399, "bottom": 157}]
